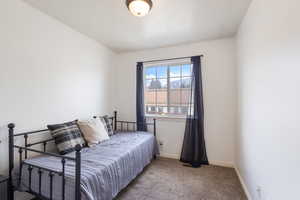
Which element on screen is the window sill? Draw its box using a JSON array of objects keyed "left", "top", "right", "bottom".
[{"left": 146, "top": 114, "right": 186, "bottom": 120}]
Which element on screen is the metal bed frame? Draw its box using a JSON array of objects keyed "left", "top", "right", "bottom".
[{"left": 7, "top": 111, "right": 156, "bottom": 200}]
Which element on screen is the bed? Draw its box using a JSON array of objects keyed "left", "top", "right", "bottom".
[{"left": 7, "top": 111, "right": 158, "bottom": 200}]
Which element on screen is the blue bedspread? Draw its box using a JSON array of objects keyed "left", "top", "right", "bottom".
[{"left": 16, "top": 132, "right": 158, "bottom": 200}]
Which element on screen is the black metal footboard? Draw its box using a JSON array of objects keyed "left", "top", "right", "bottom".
[{"left": 7, "top": 124, "right": 82, "bottom": 200}]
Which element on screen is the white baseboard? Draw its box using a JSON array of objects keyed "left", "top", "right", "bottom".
[
  {"left": 159, "top": 153, "right": 180, "bottom": 159},
  {"left": 234, "top": 166, "right": 252, "bottom": 200},
  {"left": 209, "top": 160, "right": 234, "bottom": 168},
  {"left": 159, "top": 153, "right": 234, "bottom": 168}
]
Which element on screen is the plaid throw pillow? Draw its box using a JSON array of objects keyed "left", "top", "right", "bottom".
[
  {"left": 100, "top": 115, "right": 114, "bottom": 136},
  {"left": 47, "top": 121, "right": 85, "bottom": 155}
]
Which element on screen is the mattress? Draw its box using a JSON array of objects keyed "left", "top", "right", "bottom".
[{"left": 14, "top": 132, "right": 159, "bottom": 200}]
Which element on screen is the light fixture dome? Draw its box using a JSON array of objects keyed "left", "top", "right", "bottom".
[{"left": 126, "top": 0, "right": 153, "bottom": 17}]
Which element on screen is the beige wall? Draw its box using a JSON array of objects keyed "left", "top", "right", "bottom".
[
  {"left": 114, "top": 38, "right": 237, "bottom": 166},
  {"left": 0, "top": 0, "right": 115, "bottom": 189},
  {"left": 236, "top": 0, "right": 300, "bottom": 199}
]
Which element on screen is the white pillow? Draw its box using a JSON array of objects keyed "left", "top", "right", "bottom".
[{"left": 77, "top": 118, "right": 109, "bottom": 147}]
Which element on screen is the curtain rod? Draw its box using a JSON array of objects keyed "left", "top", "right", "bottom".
[{"left": 140, "top": 55, "right": 203, "bottom": 64}]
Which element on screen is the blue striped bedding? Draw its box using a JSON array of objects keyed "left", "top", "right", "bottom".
[{"left": 15, "top": 132, "right": 158, "bottom": 200}]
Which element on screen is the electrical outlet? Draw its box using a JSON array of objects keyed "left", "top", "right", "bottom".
[
  {"left": 158, "top": 140, "right": 164, "bottom": 151},
  {"left": 256, "top": 186, "right": 262, "bottom": 200},
  {"left": 159, "top": 140, "right": 164, "bottom": 146}
]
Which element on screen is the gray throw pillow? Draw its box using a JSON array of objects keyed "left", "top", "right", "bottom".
[
  {"left": 47, "top": 121, "right": 86, "bottom": 155},
  {"left": 99, "top": 116, "right": 114, "bottom": 136}
]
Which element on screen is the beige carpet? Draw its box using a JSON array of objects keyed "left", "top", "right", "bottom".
[{"left": 115, "top": 158, "right": 247, "bottom": 200}]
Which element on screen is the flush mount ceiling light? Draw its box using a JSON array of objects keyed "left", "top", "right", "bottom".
[{"left": 126, "top": 0, "right": 153, "bottom": 17}]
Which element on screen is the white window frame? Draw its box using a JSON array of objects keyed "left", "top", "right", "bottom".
[{"left": 144, "top": 61, "right": 193, "bottom": 119}]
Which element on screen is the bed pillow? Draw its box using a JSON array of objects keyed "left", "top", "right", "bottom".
[
  {"left": 47, "top": 121, "right": 86, "bottom": 155},
  {"left": 99, "top": 115, "right": 114, "bottom": 136},
  {"left": 77, "top": 118, "right": 110, "bottom": 147}
]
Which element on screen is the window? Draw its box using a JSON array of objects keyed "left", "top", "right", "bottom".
[{"left": 144, "top": 62, "right": 193, "bottom": 117}]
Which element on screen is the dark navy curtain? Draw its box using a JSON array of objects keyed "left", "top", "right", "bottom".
[
  {"left": 136, "top": 62, "right": 147, "bottom": 131},
  {"left": 180, "top": 56, "right": 209, "bottom": 168}
]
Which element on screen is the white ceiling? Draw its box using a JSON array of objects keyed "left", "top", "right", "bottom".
[{"left": 24, "top": 0, "right": 251, "bottom": 53}]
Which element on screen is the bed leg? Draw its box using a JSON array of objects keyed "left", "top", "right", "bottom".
[
  {"left": 75, "top": 145, "right": 82, "bottom": 200},
  {"left": 153, "top": 118, "right": 156, "bottom": 138},
  {"left": 114, "top": 111, "right": 117, "bottom": 131},
  {"left": 8, "top": 123, "right": 15, "bottom": 200},
  {"left": 153, "top": 119, "right": 157, "bottom": 160}
]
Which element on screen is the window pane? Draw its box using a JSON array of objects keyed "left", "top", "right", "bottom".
[
  {"left": 146, "top": 105, "right": 157, "bottom": 114},
  {"left": 158, "top": 106, "right": 168, "bottom": 114},
  {"left": 145, "top": 80, "right": 152, "bottom": 89},
  {"left": 157, "top": 78, "right": 167, "bottom": 89},
  {"left": 145, "top": 67, "right": 156, "bottom": 79},
  {"left": 169, "top": 106, "right": 180, "bottom": 114},
  {"left": 148, "top": 79, "right": 161, "bottom": 89},
  {"left": 181, "top": 77, "right": 191, "bottom": 88},
  {"left": 145, "top": 91, "right": 156, "bottom": 104},
  {"left": 169, "top": 65, "right": 181, "bottom": 77},
  {"left": 182, "top": 64, "right": 192, "bottom": 76},
  {"left": 144, "top": 63, "right": 192, "bottom": 116},
  {"left": 157, "top": 66, "right": 168, "bottom": 78},
  {"left": 157, "top": 89, "right": 167, "bottom": 105},
  {"left": 169, "top": 106, "right": 175, "bottom": 114},
  {"left": 169, "top": 89, "right": 181, "bottom": 105},
  {"left": 181, "top": 88, "right": 192, "bottom": 104},
  {"left": 180, "top": 106, "right": 189, "bottom": 115},
  {"left": 170, "top": 77, "right": 181, "bottom": 89}
]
